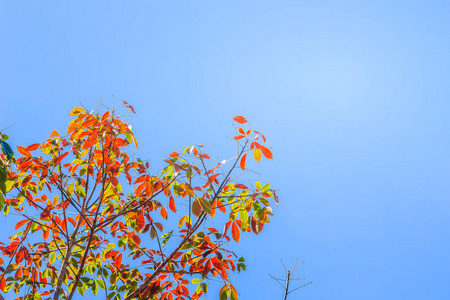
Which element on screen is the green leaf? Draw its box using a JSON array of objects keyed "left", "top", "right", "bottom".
[
  {"left": 3, "top": 204, "right": 9, "bottom": 216},
  {"left": 92, "top": 278, "right": 99, "bottom": 295},
  {"left": 97, "top": 278, "right": 106, "bottom": 290},
  {"left": 0, "top": 165, "right": 7, "bottom": 195},
  {"left": 67, "top": 182, "right": 74, "bottom": 198},
  {"left": 255, "top": 181, "right": 261, "bottom": 190},
  {"left": 220, "top": 289, "right": 229, "bottom": 300},
  {"left": 110, "top": 273, "right": 117, "bottom": 285},
  {"left": 126, "top": 132, "right": 133, "bottom": 144},
  {"left": 5, "top": 178, "right": 14, "bottom": 193},
  {"left": 261, "top": 183, "right": 270, "bottom": 191},
  {"left": 75, "top": 182, "right": 86, "bottom": 198},
  {"left": 230, "top": 288, "right": 239, "bottom": 300},
  {"left": 77, "top": 284, "right": 85, "bottom": 295},
  {"left": 239, "top": 203, "right": 249, "bottom": 231}
]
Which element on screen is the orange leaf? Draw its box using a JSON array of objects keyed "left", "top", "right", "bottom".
[
  {"left": 238, "top": 127, "right": 245, "bottom": 135},
  {"left": 43, "top": 227, "right": 50, "bottom": 240},
  {"left": 68, "top": 217, "right": 77, "bottom": 227},
  {"left": 240, "top": 153, "right": 247, "bottom": 171},
  {"left": 160, "top": 206, "right": 167, "bottom": 219},
  {"left": 17, "top": 146, "right": 31, "bottom": 157},
  {"left": 260, "top": 145, "right": 273, "bottom": 159},
  {"left": 170, "top": 151, "right": 179, "bottom": 158},
  {"left": 231, "top": 221, "right": 240, "bottom": 242},
  {"left": 233, "top": 116, "right": 248, "bottom": 124},
  {"left": 169, "top": 197, "right": 177, "bottom": 213},
  {"left": 15, "top": 219, "right": 29, "bottom": 230},
  {"left": 82, "top": 138, "right": 97, "bottom": 150},
  {"left": 50, "top": 130, "right": 60, "bottom": 137},
  {"left": 101, "top": 111, "right": 110, "bottom": 121},
  {"left": 135, "top": 183, "right": 146, "bottom": 197},
  {"left": 26, "top": 143, "right": 41, "bottom": 151}
]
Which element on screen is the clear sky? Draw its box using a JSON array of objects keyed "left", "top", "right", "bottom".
[{"left": 1, "top": 1, "right": 450, "bottom": 299}]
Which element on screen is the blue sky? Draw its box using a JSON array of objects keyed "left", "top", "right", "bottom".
[{"left": 1, "top": 1, "right": 450, "bottom": 299}]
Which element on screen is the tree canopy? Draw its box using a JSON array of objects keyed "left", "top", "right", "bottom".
[{"left": 0, "top": 103, "right": 277, "bottom": 300}]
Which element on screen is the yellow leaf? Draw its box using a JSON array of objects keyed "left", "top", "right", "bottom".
[
  {"left": 253, "top": 148, "right": 261, "bottom": 162},
  {"left": 68, "top": 106, "right": 85, "bottom": 116}
]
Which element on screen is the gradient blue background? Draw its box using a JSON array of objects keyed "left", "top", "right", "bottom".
[{"left": 1, "top": 1, "right": 450, "bottom": 299}]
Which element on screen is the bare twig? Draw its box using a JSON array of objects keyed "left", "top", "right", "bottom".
[{"left": 269, "top": 260, "right": 311, "bottom": 300}]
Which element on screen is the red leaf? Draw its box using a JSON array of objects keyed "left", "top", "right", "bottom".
[
  {"left": 274, "top": 190, "right": 279, "bottom": 206},
  {"left": 0, "top": 275, "right": 5, "bottom": 292},
  {"left": 62, "top": 139, "right": 71, "bottom": 147},
  {"left": 251, "top": 216, "right": 264, "bottom": 234},
  {"left": 170, "top": 151, "right": 179, "bottom": 158},
  {"left": 40, "top": 206, "right": 52, "bottom": 219},
  {"left": 115, "top": 253, "right": 123, "bottom": 267},
  {"left": 200, "top": 154, "right": 210, "bottom": 159},
  {"left": 126, "top": 173, "right": 132, "bottom": 184},
  {"left": 240, "top": 153, "right": 247, "bottom": 171},
  {"left": 54, "top": 152, "right": 69, "bottom": 164},
  {"left": 234, "top": 184, "right": 248, "bottom": 189},
  {"left": 154, "top": 222, "right": 163, "bottom": 232},
  {"left": 233, "top": 116, "right": 248, "bottom": 124},
  {"left": 234, "top": 135, "right": 245, "bottom": 140},
  {"left": 137, "top": 213, "right": 145, "bottom": 231},
  {"left": 131, "top": 234, "right": 141, "bottom": 247},
  {"left": 123, "top": 101, "right": 136, "bottom": 113},
  {"left": 260, "top": 145, "right": 273, "bottom": 159}
]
